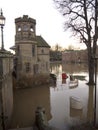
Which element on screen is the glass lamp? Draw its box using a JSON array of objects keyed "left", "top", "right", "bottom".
[{"left": 0, "top": 9, "right": 5, "bottom": 50}]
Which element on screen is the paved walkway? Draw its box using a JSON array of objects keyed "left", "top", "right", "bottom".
[
  {"left": 8, "top": 127, "right": 34, "bottom": 130},
  {"left": 8, "top": 126, "right": 58, "bottom": 130}
]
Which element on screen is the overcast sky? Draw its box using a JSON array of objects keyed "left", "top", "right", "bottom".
[{"left": 0, "top": 0, "right": 85, "bottom": 51}]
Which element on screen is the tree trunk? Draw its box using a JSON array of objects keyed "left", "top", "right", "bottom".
[
  {"left": 87, "top": 50, "right": 95, "bottom": 85},
  {"left": 88, "top": 58, "right": 95, "bottom": 85}
]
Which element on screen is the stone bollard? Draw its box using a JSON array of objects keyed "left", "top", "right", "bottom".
[
  {"left": 35, "top": 106, "right": 48, "bottom": 130},
  {"left": 35, "top": 106, "right": 59, "bottom": 130}
]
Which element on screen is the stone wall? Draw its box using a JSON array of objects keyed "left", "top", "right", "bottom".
[
  {"left": 37, "top": 47, "right": 50, "bottom": 74},
  {"left": 0, "top": 50, "right": 13, "bottom": 129},
  {"left": 62, "top": 49, "right": 88, "bottom": 63}
]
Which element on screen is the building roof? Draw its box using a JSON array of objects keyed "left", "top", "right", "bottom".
[
  {"left": 36, "top": 36, "right": 50, "bottom": 48},
  {"left": 0, "top": 49, "right": 13, "bottom": 58},
  {"left": 15, "top": 15, "right": 36, "bottom": 24},
  {"left": 10, "top": 35, "right": 51, "bottom": 50}
]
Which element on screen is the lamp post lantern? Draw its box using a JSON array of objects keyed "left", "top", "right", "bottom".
[{"left": 0, "top": 9, "right": 5, "bottom": 50}]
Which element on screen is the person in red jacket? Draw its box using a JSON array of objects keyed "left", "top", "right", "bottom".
[{"left": 62, "top": 73, "right": 68, "bottom": 79}]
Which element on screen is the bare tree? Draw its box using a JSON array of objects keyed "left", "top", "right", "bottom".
[
  {"left": 67, "top": 44, "right": 75, "bottom": 50},
  {"left": 55, "top": 44, "right": 62, "bottom": 51},
  {"left": 53, "top": 0, "right": 98, "bottom": 84}
]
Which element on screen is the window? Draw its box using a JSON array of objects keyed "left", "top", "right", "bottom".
[
  {"left": 37, "top": 57, "right": 40, "bottom": 62},
  {"left": 32, "top": 45, "right": 35, "bottom": 56},
  {"left": 0, "top": 59, "right": 3, "bottom": 77},
  {"left": 25, "top": 62, "right": 30, "bottom": 72},
  {"left": 30, "top": 26, "right": 34, "bottom": 32},
  {"left": 46, "top": 62, "right": 48, "bottom": 70},
  {"left": 41, "top": 49, "right": 44, "bottom": 54},
  {"left": 18, "top": 26, "right": 21, "bottom": 31},
  {"left": 17, "top": 45, "right": 20, "bottom": 54},
  {"left": 33, "top": 64, "right": 38, "bottom": 74},
  {"left": 23, "top": 25, "right": 29, "bottom": 31}
]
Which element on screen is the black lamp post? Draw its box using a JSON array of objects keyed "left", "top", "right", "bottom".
[
  {"left": 0, "top": 9, "right": 5, "bottom": 50},
  {"left": 0, "top": 9, "right": 6, "bottom": 130},
  {"left": 0, "top": 86, "right": 5, "bottom": 130}
]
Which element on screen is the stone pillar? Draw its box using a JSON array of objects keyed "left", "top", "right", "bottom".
[{"left": 0, "top": 50, "right": 13, "bottom": 129}]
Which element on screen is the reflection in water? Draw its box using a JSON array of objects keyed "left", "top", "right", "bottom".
[
  {"left": 87, "top": 85, "right": 94, "bottom": 123},
  {"left": 62, "top": 63, "right": 88, "bottom": 74},
  {"left": 49, "top": 63, "right": 97, "bottom": 130},
  {"left": 10, "top": 63, "right": 98, "bottom": 130},
  {"left": 62, "top": 79, "right": 66, "bottom": 84},
  {"left": 50, "top": 63, "right": 62, "bottom": 75},
  {"left": 70, "top": 107, "right": 83, "bottom": 118},
  {"left": 70, "top": 96, "right": 83, "bottom": 110},
  {"left": 10, "top": 86, "right": 51, "bottom": 129},
  {"left": 69, "top": 96, "right": 83, "bottom": 124},
  {"left": 69, "top": 79, "right": 78, "bottom": 88}
]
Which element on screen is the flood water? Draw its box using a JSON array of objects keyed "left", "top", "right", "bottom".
[
  {"left": 49, "top": 63, "right": 98, "bottom": 130},
  {"left": 10, "top": 63, "right": 98, "bottom": 130}
]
